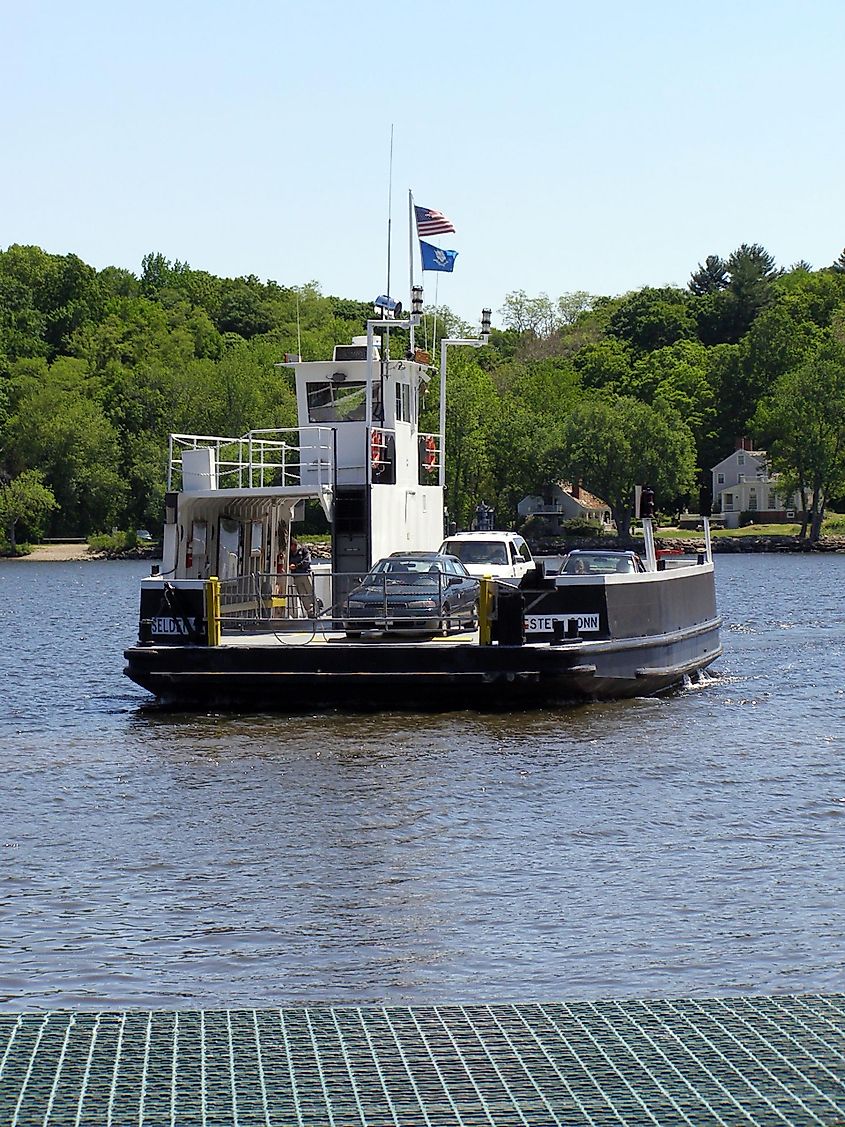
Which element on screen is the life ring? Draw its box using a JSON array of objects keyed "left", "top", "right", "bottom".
[
  {"left": 423, "top": 435, "right": 436, "bottom": 469},
  {"left": 371, "top": 429, "right": 384, "bottom": 470}
]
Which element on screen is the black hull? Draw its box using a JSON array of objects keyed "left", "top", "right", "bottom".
[{"left": 124, "top": 619, "right": 722, "bottom": 711}]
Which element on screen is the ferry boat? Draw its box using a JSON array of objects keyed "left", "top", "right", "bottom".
[{"left": 124, "top": 309, "right": 721, "bottom": 710}]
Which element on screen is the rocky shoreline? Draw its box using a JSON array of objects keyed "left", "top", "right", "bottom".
[
  {"left": 528, "top": 535, "right": 845, "bottom": 555},
  {"left": 1, "top": 542, "right": 161, "bottom": 562}
]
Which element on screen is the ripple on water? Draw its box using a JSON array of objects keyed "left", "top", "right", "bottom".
[{"left": 2, "top": 554, "right": 845, "bottom": 1007}]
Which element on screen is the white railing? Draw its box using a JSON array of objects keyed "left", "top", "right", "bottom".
[
  {"left": 417, "top": 431, "right": 442, "bottom": 483},
  {"left": 369, "top": 426, "right": 396, "bottom": 484},
  {"left": 167, "top": 427, "right": 334, "bottom": 491}
]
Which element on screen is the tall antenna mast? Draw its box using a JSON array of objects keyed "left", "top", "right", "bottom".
[
  {"left": 386, "top": 124, "right": 394, "bottom": 298},
  {"left": 385, "top": 124, "right": 394, "bottom": 362}
]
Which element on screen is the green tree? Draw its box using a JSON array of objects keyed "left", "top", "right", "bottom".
[
  {"left": 740, "top": 298, "right": 821, "bottom": 404},
  {"left": 607, "top": 287, "right": 696, "bottom": 352},
  {"left": 3, "top": 357, "right": 127, "bottom": 534},
  {"left": 557, "top": 291, "right": 598, "bottom": 325},
  {"left": 753, "top": 337, "right": 845, "bottom": 541},
  {"left": 0, "top": 245, "right": 102, "bottom": 358},
  {"left": 689, "top": 255, "right": 728, "bottom": 295},
  {"left": 499, "top": 290, "right": 558, "bottom": 336},
  {"left": 482, "top": 358, "right": 580, "bottom": 523},
  {"left": 440, "top": 352, "right": 498, "bottom": 528},
  {"left": 572, "top": 339, "right": 633, "bottom": 391},
  {"left": 140, "top": 252, "right": 189, "bottom": 297},
  {"left": 775, "top": 267, "right": 845, "bottom": 328},
  {"left": 694, "top": 243, "right": 782, "bottom": 345},
  {"left": 701, "top": 344, "right": 744, "bottom": 495},
  {"left": 216, "top": 280, "right": 275, "bottom": 339},
  {"left": 0, "top": 469, "right": 57, "bottom": 550},
  {"left": 552, "top": 397, "right": 697, "bottom": 537},
  {"left": 626, "top": 340, "right": 716, "bottom": 451}
]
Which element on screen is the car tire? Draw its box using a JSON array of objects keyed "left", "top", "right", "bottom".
[
  {"left": 470, "top": 601, "right": 479, "bottom": 629},
  {"left": 440, "top": 603, "right": 451, "bottom": 635},
  {"left": 345, "top": 630, "right": 362, "bottom": 639}
]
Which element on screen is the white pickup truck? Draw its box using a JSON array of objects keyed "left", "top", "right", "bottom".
[{"left": 438, "top": 531, "right": 536, "bottom": 583}]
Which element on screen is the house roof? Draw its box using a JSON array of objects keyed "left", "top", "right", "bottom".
[{"left": 561, "top": 483, "right": 610, "bottom": 510}]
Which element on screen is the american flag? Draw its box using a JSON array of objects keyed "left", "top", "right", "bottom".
[{"left": 414, "top": 205, "right": 456, "bottom": 236}]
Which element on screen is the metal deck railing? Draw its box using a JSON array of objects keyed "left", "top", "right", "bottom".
[
  {"left": 168, "top": 428, "right": 335, "bottom": 492},
  {"left": 2, "top": 995, "right": 844, "bottom": 1125},
  {"left": 215, "top": 570, "right": 479, "bottom": 635}
]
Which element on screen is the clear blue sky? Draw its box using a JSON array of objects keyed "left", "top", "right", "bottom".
[{"left": 4, "top": 0, "right": 844, "bottom": 327}]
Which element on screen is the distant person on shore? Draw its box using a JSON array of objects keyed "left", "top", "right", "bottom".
[{"left": 289, "top": 538, "right": 317, "bottom": 617}]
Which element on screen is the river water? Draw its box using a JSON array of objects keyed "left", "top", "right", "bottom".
[{"left": 1, "top": 555, "right": 844, "bottom": 1010}]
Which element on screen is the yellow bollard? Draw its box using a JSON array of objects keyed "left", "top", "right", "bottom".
[
  {"left": 478, "top": 574, "right": 493, "bottom": 646},
  {"left": 206, "top": 576, "right": 222, "bottom": 646}
]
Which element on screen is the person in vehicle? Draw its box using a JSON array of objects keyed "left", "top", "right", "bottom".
[{"left": 562, "top": 555, "right": 590, "bottom": 575}]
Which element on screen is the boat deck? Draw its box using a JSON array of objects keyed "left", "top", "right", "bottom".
[
  {"left": 220, "top": 626, "right": 480, "bottom": 647},
  {"left": 2, "top": 995, "right": 843, "bottom": 1125}
]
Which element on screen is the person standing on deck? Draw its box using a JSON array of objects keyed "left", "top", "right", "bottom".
[{"left": 289, "top": 538, "right": 317, "bottom": 618}]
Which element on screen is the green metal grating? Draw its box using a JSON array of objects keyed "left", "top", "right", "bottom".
[{"left": 1, "top": 995, "right": 844, "bottom": 1125}]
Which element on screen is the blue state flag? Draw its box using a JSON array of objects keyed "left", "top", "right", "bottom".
[{"left": 419, "top": 240, "right": 458, "bottom": 273}]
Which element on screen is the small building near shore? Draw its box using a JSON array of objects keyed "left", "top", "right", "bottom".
[
  {"left": 518, "top": 482, "right": 612, "bottom": 532},
  {"left": 711, "top": 439, "right": 804, "bottom": 529}
]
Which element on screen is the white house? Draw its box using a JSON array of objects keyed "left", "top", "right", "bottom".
[
  {"left": 518, "top": 482, "right": 612, "bottom": 532},
  {"left": 711, "top": 440, "right": 803, "bottom": 529}
]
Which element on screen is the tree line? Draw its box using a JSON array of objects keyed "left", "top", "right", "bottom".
[{"left": 3, "top": 242, "right": 845, "bottom": 546}]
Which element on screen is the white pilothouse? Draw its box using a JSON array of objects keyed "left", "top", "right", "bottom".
[{"left": 144, "top": 298, "right": 492, "bottom": 633}]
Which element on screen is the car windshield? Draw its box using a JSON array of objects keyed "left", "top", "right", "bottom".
[
  {"left": 562, "top": 553, "right": 636, "bottom": 575},
  {"left": 441, "top": 540, "right": 508, "bottom": 565},
  {"left": 363, "top": 558, "right": 446, "bottom": 585}
]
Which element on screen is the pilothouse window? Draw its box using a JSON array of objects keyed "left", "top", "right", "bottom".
[
  {"left": 306, "top": 381, "right": 381, "bottom": 423},
  {"left": 395, "top": 382, "right": 411, "bottom": 422}
]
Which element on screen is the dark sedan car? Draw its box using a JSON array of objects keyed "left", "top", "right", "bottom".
[{"left": 342, "top": 552, "right": 479, "bottom": 637}]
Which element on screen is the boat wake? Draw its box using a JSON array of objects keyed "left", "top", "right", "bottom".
[{"left": 682, "top": 667, "right": 720, "bottom": 692}]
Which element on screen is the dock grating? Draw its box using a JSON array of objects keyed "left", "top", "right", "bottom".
[{"left": 1, "top": 995, "right": 844, "bottom": 1125}]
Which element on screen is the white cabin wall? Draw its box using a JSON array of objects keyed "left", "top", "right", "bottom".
[
  {"left": 335, "top": 429, "right": 367, "bottom": 485},
  {"left": 370, "top": 486, "right": 444, "bottom": 559},
  {"left": 391, "top": 422, "right": 416, "bottom": 485}
]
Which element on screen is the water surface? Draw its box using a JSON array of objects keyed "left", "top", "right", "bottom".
[{"left": 1, "top": 555, "right": 844, "bottom": 1008}]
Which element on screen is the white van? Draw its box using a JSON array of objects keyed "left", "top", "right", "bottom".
[{"left": 438, "top": 531, "right": 536, "bottom": 582}]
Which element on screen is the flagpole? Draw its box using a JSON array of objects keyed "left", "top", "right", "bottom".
[
  {"left": 408, "top": 188, "right": 415, "bottom": 354},
  {"left": 432, "top": 273, "right": 440, "bottom": 371}
]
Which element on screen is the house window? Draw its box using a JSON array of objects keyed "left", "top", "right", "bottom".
[
  {"left": 717, "top": 473, "right": 725, "bottom": 485},
  {"left": 738, "top": 474, "right": 745, "bottom": 483},
  {"left": 768, "top": 492, "right": 776, "bottom": 509},
  {"left": 724, "top": 493, "right": 734, "bottom": 511},
  {"left": 748, "top": 489, "right": 757, "bottom": 510},
  {"left": 737, "top": 454, "right": 745, "bottom": 465}
]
